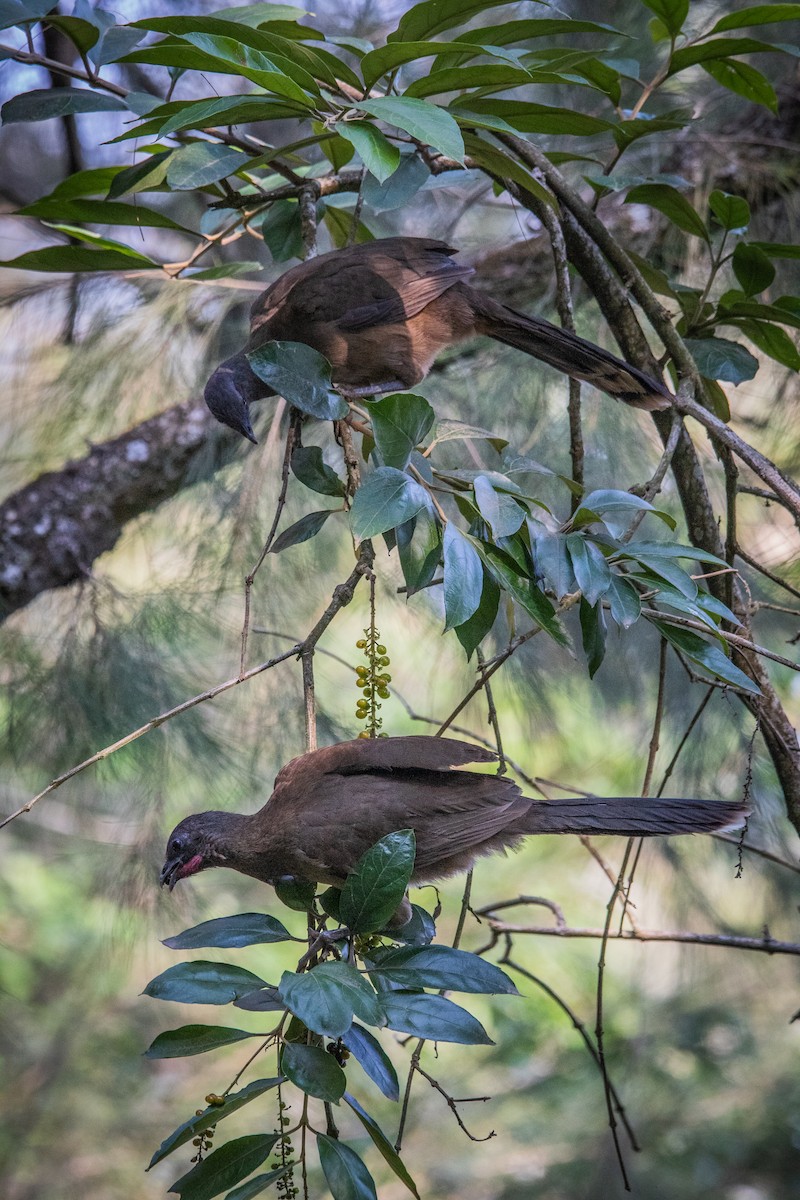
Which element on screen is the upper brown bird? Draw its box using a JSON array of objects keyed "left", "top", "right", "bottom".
[
  {"left": 160, "top": 736, "right": 746, "bottom": 918},
  {"left": 204, "top": 238, "right": 671, "bottom": 443}
]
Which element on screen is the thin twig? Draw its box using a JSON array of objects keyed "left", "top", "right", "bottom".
[
  {"left": 656, "top": 687, "right": 715, "bottom": 797},
  {"left": 640, "top": 608, "right": 800, "bottom": 672},
  {"left": 412, "top": 1062, "right": 495, "bottom": 1143}
]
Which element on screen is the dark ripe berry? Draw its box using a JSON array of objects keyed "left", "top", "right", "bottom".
[
  {"left": 192, "top": 1138, "right": 202, "bottom": 1146},
  {"left": 195, "top": 1110, "right": 204, "bottom": 1117}
]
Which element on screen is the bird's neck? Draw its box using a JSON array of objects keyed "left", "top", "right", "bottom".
[
  {"left": 219, "top": 352, "right": 272, "bottom": 403},
  {"left": 209, "top": 810, "right": 284, "bottom": 884}
]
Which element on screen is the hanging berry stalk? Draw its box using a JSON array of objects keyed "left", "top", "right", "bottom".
[{"left": 354, "top": 576, "right": 391, "bottom": 739}]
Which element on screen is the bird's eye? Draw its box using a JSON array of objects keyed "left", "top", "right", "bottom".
[{"left": 171, "top": 837, "right": 183, "bottom": 854}]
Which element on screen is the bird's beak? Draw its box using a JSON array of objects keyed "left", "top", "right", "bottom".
[
  {"left": 238, "top": 409, "right": 258, "bottom": 445},
  {"left": 159, "top": 853, "right": 204, "bottom": 891}
]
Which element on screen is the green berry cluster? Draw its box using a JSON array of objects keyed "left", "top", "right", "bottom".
[
  {"left": 190, "top": 1106, "right": 218, "bottom": 1163},
  {"left": 354, "top": 628, "right": 391, "bottom": 738}
]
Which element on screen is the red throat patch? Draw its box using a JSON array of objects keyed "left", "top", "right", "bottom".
[{"left": 176, "top": 854, "right": 204, "bottom": 881}]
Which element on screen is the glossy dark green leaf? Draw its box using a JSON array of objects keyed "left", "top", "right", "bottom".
[
  {"left": 719, "top": 297, "right": 800, "bottom": 327},
  {"left": 566, "top": 535, "right": 612, "bottom": 606},
  {"left": 360, "top": 38, "right": 496, "bottom": 90},
  {"left": 148, "top": 1079, "right": 282, "bottom": 1169},
  {"left": 709, "top": 190, "right": 751, "bottom": 233},
  {"left": 358, "top": 97, "right": 465, "bottom": 163},
  {"left": 368, "top": 945, "right": 517, "bottom": 995},
  {"left": 274, "top": 876, "right": 317, "bottom": 911},
  {"left": 337, "top": 121, "right": 401, "bottom": 183},
  {"left": 279, "top": 961, "right": 384, "bottom": 1038},
  {"left": 1, "top": 87, "right": 127, "bottom": 124},
  {"left": 270, "top": 509, "right": 334, "bottom": 553},
  {"left": 162, "top": 913, "right": 291, "bottom": 950},
  {"left": 0, "top": 245, "right": 159, "bottom": 272},
  {"left": 669, "top": 36, "right": 792, "bottom": 75},
  {"left": 452, "top": 96, "right": 613, "bottom": 137},
  {"left": 476, "top": 541, "right": 567, "bottom": 645},
  {"left": 281, "top": 1042, "right": 346, "bottom": 1102},
  {"left": 223, "top": 1167, "right": 292, "bottom": 1200},
  {"left": 443, "top": 523, "right": 484, "bottom": 631},
  {"left": 606, "top": 574, "right": 642, "bottom": 628},
  {"left": 455, "top": 570, "right": 500, "bottom": 660},
  {"left": 350, "top": 468, "right": 428, "bottom": 539},
  {"left": 622, "top": 540, "right": 727, "bottom": 565},
  {"left": 0, "top": 0, "right": 50, "bottom": 30},
  {"left": 406, "top": 62, "right": 534, "bottom": 100},
  {"left": 317, "top": 1134, "right": 378, "bottom": 1200},
  {"left": 178, "top": 33, "right": 318, "bottom": 101},
  {"left": 166, "top": 143, "right": 251, "bottom": 190},
  {"left": 473, "top": 475, "right": 525, "bottom": 539},
  {"left": 626, "top": 183, "right": 709, "bottom": 240},
  {"left": 362, "top": 152, "right": 430, "bottom": 212},
  {"left": 155, "top": 94, "right": 298, "bottom": 136},
  {"left": 579, "top": 596, "right": 607, "bottom": 678},
  {"left": 703, "top": 57, "right": 778, "bottom": 112},
  {"left": 107, "top": 150, "right": 173, "bottom": 198},
  {"left": 345, "top": 1094, "right": 420, "bottom": 1198},
  {"left": 168, "top": 1134, "right": 277, "bottom": 1200},
  {"left": 710, "top": 4, "right": 800, "bottom": 32},
  {"left": 575, "top": 489, "right": 677, "bottom": 537},
  {"left": 41, "top": 166, "right": 122, "bottom": 199},
  {"left": 368, "top": 393, "right": 434, "bottom": 470},
  {"left": 248, "top": 341, "right": 348, "bottom": 420},
  {"left": 653, "top": 621, "right": 760, "bottom": 693},
  {"left": 144, "top": 1025, "right": 259, "bottom": 1059},
  {"left": 390, "top": 0, "right": 537, "bottom": 42},
  {"left": 634, "top": 554, "right": 698, "bottom": 598},
  {"left": 291, "top": 445, "right": 345, "bottom": 497},
  {"left": 89, "top": 23, "right": 146, "bottom": 66},
  {"left": 380, "top": 992, "right": 493, "bottom": 1045},
  {"left": 339, "top": 830, "right": 416, "bottom": 934},
  {"left": 684, "top": 337, "right": 759, "bottom": 384},
  {"left": 18, "top": 196, "right": 188, "bottom": 231},
  {"left": 143, "top": 961, "right": 268, "bottom": 1005},
  {"left": 732, "top": 242, "right": 775, "bottom": 296},
  {"left": 342, "top": 1023, "right": 400, "bottom": 1101},
  {"left": 612, "top": 109, "right": 692, "bottom": 150},
  {"left": 233, "top": 985, "right": 285, "bottom": 1013},
  {"left": 396, "top": 502, "right": 442, "bottom": 596},
  {"left": 732, "top": 318, "right": 800, "bottom": 370}
]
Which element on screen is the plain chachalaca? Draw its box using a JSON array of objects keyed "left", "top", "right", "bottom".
[
  {"left": 204, "top": 238, "right": 671, "bottom": 444},
  {"left": 160, "top": 736, "right": 746, "bottom": 920}
]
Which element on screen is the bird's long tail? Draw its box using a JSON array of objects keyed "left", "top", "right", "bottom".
[
  {"left": 511, "top": 796, "right": 748, "bottom": 837},
  {"left": 472, "top": 293, "right": 671, "bottom": 411}
]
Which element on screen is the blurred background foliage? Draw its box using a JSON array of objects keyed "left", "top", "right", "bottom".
[{"left": 1, "top": 0, "right": 799, "bottom": 1197}]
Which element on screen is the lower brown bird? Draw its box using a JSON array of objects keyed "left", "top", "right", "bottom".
[
  {"left": 160, "top": 737, "right": 746, "bottom": 919},
  {"left": 204, "top": 238, "right": 671, "bottom": 443}
]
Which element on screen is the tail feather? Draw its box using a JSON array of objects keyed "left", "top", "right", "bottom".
[
  {"left": 514, "top": 797, "right": 748, "bottom": 837},
  {"left": 472, "top": 293, "right": 671, "bottom": 411}
]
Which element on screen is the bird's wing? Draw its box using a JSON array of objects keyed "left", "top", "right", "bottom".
[{"left": 271, "top": 736, "right": 497, "bottom": 793}]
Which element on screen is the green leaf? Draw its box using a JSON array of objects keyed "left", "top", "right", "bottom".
[
  {"left": 270, "top": 509, "right": 334, "bottom": 553},
  {"left": 291, "top": 445, "right": 345, "bottom": 497},
  {"left": 148, "top": 1079, "right": 282, "bottom": 1169},
  {"left": 143, "top": 962, "right": 268, "bottom": 1005},
  {"left": 579, "top": 596, "right": 607, "bottom": 678},
  {"left": 154, "top": 94, "right": 302, "bottom": 137},
  {"left": 632, "top": 553, "right": 698, "bottom": 598},
  {"left": 576, "top": 489, "right": 676, "bottom": 538},
  {"left": 380, "top": 992, "right": 493, "bottom": 1045},
  {"left": 708, "top": 190, "right": 751, "bottom": 233},
  {"left": 612, "top": 109, "right": 693, "bottom": 151},
  {"left": 255, "top": 198, "right": 303, "bottom": 263},
  {"left": 732, "top": 243, "right": 775, "bottom": 296},
  {"left": 653, "top": 621, "right": 760, "bottom": 694},
  {"left": 669, "top": 36, "right": 795, "bottom": 75},
  {"left": 566, "top": 535, "right": 612, "bottom": 606},
  {"left": 345, "top": 1095, "right": 420, "bottom": 1198},
  {"left": 233, "top": 986, "right": 285, "bottom": 1013},
  {"left": 223, "top": 1167, "right": 293, "bottom": 1200},
  {"left": 473, "top": 475, "right": 525, "bottom": 539},
  {"left": 641, "top": 0, "right": 688, "bottom": 36},
  {"left": 144, "top": 1025, "right": 259, "bottom": 1059},
  {"left": 274, "top": 876, "right": 317, "bottom": 911},
  {"left": 368, "top": 945, "right": 517, "bottom": 995},
  {"left": 168, "top": 1134, "right": 277, "bottom": 1200},
  {"left": 606, "top": 574, "right": 641, "bottom": 629},
  {"left": 396, "top": 502, "right": 442, "bottom": 596},
  {"left": 107, "top": 150, "right": 173, "bottom": 199},
  {"left": 626, "top": 183, "right": 709, "bottom": 240},
  {"left": 357, "top": 97, "right": 465, "bottom": 164},
  {"left": 317, "top": 1134, "right": 378, "bottom": 1200},
  {"left": 162, "top": 913, "right": 291, "bottom": 949},
  {"left": 43, "top": 166, "right": 123, "bottom": 199},
  {"left": 0, "top": 245, "right": 159, "bottom": 272},
  {"left": 189, "top": 261, "right": 263, "bottom": 280},
  {"left": 702, "top": 57, "right": 778, "bottom": 112},
  {"left": 281, "top": 1042, "right": 346, "bottom": 1102},
  {"left": 475, "top": 541, "right": 567, "bottom": 645},
  {"left": 1, "top": 87, "right": 127, "bottom": 124},
  {"left": 362, "top": 152, "right": 430, "bottom": 212},
  {"left": 452, "top": 96, "right": 614, "bottom": 137},
  {"left": 443, "top": 523, "right": 484, "bottom": 631},
  {"left": 710, "top": 4, "right": 800, "bottom": 32},
  {"left": 406, "top": 62, "right": 535, "bottom": 100},
  {"left": 248, "top": 341, "right": 348, "bottom": 420},
  {"left": 339, "top": 830, "right": 416, "bottom": 934},
  {"left": 279, "top": 961, "right": 384, "bottom": 1038},
  {"left": 620, "top": 541, "right": 728, "bottom": 565},
  {"left": 336, "top": 121, "right": 401, "bottom": 183},
  {"left": 342, "top": 1023, "right": 400, "bottom": 1101},
  {"left": 18, "top": 196, "right": 188, "bottom": 231},
  {"left": 166, "top": 143, "right": 251, "bottom": 190},
  {"left": 731, "top": 318, "right": 800, "bottom": 369},
  {"left": 350, "top": 468, "right": 429, "bottom": 539},
  {"left": 455, "top": 570, "right": 500, "bottom": 660},
  {"left": 428, "top": 418, "right": 507, "bottom": 453},
  {"left": 531, "top": 530, "right": 576, "bottom": 600},
  {"left": 178, "top": 33, "right": 318, "bottom": 102},
  {"left": 368, "top": 393, "right": 434, "bottom": 470},
  {"left": 390, "top": 0, "right": 529, "bottom": 42},
  {"left": 360, "top": 38, "right": 500, "bottom": 90},
  {"left": 683, "top": 337, "right": 759, "bottom": 384},
  {"left": 89, "top": 24, "right": 146, "bottom": 66}
]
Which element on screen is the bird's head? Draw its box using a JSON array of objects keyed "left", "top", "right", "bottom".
[
  {"left": 159, "top": 811, "right": 235, "bottom": 891},
  {"left": 204, "top": 354, "right": 265, "bottom": 444}
]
